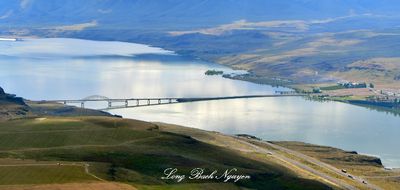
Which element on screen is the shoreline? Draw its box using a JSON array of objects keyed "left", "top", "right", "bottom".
[
  {"left": 232, "top": 134, "right": 390, "bottom": 168},
  {"left": 220, "top": 71, "right": 400, "bottom": 116}
]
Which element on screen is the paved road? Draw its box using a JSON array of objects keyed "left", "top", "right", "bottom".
[
  {"left": 262, "top": 141, "right": 382, "bottom": 190},
  {"left": 236, "top": 138, "right": 357, "bottom": 190},
  {"left": 236, "top": 137, "right": 382, "bottom": 190}
]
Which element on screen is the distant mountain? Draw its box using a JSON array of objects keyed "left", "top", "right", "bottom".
[{"left": 1, "top": 0, "right": 400, "bottom": 31}]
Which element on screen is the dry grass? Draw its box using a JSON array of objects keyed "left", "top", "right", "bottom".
[
  {"left": 274, "top": 141, "right": 400, "bottom": 189},
  {"left": 322, "top": 88, "right": 375, "bottom": 97}
]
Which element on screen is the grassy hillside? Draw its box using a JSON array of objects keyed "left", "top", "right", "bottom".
[
  {"left": 130, "top": 29, "right": 400, "bottom": 88},
  {"left": 273, "top": 142, "right": 400, "bottom": 190},
  {"left": 0, "top": 87, "right": 112, "bottom": 121},
  {"left": 0, "top": 165, "right": 94, "bottom": 185},
  {"left": 0, "top": 116, "right": 331, "bottom": 190}
]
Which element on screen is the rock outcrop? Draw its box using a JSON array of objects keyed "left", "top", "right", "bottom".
[
  {"left": 0, "top": 87, "right": 26, "bottom": 105},
  {"left": 0, "top": 87, "right": 29, "bottom": 120}
]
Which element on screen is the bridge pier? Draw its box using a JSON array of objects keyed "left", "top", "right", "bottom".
[{"left": 50, "top": 94, "right": 306, "bottom": 110}]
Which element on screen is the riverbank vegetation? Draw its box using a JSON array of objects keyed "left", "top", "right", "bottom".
[
  {"left": 222, "top": 73, "right": 293, "bottom": 87},
  {"left": 204, "top": 70, "right": 223, "bottom": 75}
]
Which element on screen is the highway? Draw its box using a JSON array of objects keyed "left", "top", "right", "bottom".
[{"left": 236, "top": 137, "right": 382, "bottom": 190}]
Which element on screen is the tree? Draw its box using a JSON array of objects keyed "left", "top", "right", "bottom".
[
  {"left": 369, "top": 83, "right": 375, "bottom": 88},
  {"left": 312, "top": 87, "right": 322, "bottom": 93},
  {"left": 108, "top": 163, "right": 118, "bottom": 180}
]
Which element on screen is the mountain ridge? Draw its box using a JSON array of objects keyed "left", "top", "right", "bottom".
[{"left": 2, "top": 0, "right": 400, "bottom": 30}]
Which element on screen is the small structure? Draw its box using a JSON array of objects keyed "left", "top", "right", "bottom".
[
  {"left": 337, "top": 81, "right": 367, "bottom": 88},
  {"left": 312, "top": 87, "right": 322, "bottom": 93}
]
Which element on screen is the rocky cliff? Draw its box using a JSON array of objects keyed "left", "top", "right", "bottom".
[{"left": 0, "top": 87, "right": 29, "bottom": 120}]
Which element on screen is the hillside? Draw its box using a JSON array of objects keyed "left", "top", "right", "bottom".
[
  {"left": 0, "top": 87, "right": 111, "bottom": 120},
  {"left": 0, "top": 87, "right": 29, "bottom": 120},
  {"left": 0, "top": 116, "right": 334, "bottom": 190},
  {"left": 2, "top": 0, "right": 400, "bottom": 30}
]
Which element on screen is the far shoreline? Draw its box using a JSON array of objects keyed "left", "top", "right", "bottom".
[{"left": 218, "top": 71, "right": 400, "bottom": 116}]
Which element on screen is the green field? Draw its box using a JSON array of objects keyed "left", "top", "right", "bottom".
[
  {"left": 0, "top": 165, "right": 94, "bottom": 185},
  {"left": 319, "top": 85, "right": 346, "bottom": 91},
  {"left": 0, "top": 118, "right": 156, "bottom": 151}
]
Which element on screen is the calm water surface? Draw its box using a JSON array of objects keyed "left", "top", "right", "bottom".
[{"left": 1, "top": 38, "right": 399, "bottom": 168}]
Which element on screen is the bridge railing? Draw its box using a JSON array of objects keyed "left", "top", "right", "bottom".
[{"left": 42, "top": 94, "right": 307, "bottom": 110}]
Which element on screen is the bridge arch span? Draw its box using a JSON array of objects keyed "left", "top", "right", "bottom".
[{"left": 81, "top": 95, "right": 110, "bottom": 101}]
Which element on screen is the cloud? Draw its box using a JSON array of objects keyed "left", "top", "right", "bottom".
[
  {"left": 20, "top": 0, "right": 31, "bottom": 9},
  {"left": 98, "top": 9, "right": 112, "bottom": 14},
  {"left": 0, "top": 10, "right": 13, "bottom": 19},
  {"left": 310, "top": 13, "right": 381, "bottom": 24},
  {"left": 53, "top": 20, "right": 98, "bottom": 31}
]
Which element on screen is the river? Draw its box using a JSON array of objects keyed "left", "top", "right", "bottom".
[{"left": 1, "top": 38, "right": 399, "bottom": 168}]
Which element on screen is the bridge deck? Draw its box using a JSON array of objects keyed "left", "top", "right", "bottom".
[{"left": 41, "top": 94, "right": 306, "bottom": 110}]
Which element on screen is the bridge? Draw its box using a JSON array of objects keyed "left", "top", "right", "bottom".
[{"left": 43, "top": 91, "right": 305, "bottom": 110}]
